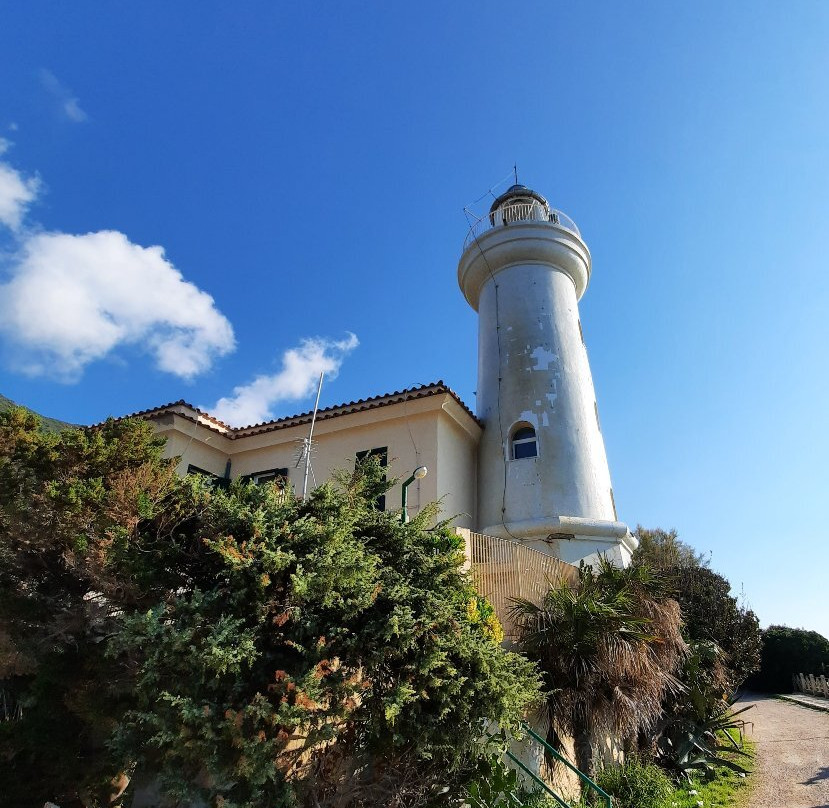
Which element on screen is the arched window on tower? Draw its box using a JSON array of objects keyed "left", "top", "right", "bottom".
[{"left": 510, "top": 424, "right": 538, "bottom": 460}]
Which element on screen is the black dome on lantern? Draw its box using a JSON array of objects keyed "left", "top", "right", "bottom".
[{"left": 489, "top": 184, "right": 549, "bottom": 214}]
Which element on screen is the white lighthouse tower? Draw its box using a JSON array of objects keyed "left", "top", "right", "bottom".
[{"left": 458, "top": 184, "right": 636, "bottom": 566}]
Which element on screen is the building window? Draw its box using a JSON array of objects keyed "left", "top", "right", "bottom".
[
  {"left": 186, "top": 464, "right": 229, "bottom": 489},
  {"left": 356, "top": 447, "right": 388, "bottom": 510},
  {"left": 243, "top": 468, "right": 288, "bottom": 487},
  {"left": 511, "top": 425, "right": 538, "bottom": 460}
]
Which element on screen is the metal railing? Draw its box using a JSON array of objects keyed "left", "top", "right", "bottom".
[
  {"left": 457, "top": 529, "right": 578, "bottom": 638},
  {"left": 504, "top": 748, "right": 570, "bottom": 808},
  {"left": 509, "top": 722, "right": 612, "bottom": 808},
  {"left": 464, "top": 200, "right": 581, "bottom": 249}
]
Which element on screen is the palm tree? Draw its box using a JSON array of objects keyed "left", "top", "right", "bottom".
[{"left": 511, "top": 557, "right": 686, "bottom": 778}]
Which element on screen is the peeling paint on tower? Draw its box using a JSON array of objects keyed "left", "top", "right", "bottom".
[{"left": 457, "top": 183, "right": 635, "bottom": 567}]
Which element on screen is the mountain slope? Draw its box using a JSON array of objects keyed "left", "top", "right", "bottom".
[{"left": 0, "top": 394, "right": 80, "bottom": 433}]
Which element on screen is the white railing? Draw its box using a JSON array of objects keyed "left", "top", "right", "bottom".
[
  {"left": 456, "top": 528, "right": 578, "bottom": 638},
  {"left": 464, "top": 200, "right": 581, "bottom": 249},
  {"left": 794, "top": 672, "right": 829, "bottom": 698}
]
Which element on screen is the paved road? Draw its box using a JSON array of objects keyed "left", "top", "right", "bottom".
[{"left": 740, "top": 693, "right": 829, "bottom": 808}]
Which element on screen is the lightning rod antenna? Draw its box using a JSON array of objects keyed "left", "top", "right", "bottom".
[{"left": 302, "top": 372, "right": 324, "bottom": 501}]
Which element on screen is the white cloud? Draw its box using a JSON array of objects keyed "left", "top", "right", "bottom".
[
  {"left": 0, "top": 139, "right": 40, "bottom": 231},
  {"left": 209, "top": 334, "right": 359, "bottom": 427},
  {"left": 0, "top": 230, "right": 235, "bottom": 381},
  {"left": 0, "top": 143, "right": 236, "bottom": 382},
  {"left": 39, "top": 69, "right": 88, "bottom": 123}
]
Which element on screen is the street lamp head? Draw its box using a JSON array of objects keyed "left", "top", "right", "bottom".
[{"left": 413, "top": 465, "right": 428, "bottom": 480}]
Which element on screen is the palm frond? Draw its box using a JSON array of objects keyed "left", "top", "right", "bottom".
[{"left": 511, "top": 561, "right": 688, "bottom": 776}]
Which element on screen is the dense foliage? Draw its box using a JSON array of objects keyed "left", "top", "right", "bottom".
[
  {"left": 631, "top": 526, "right": 761, "bottom": 784},
  {"left": 0, "top": 408, "right": 540, "bottom": 808},
  {"left": 512, "top": 559, "right": 686, "bottom": 778},
  {"left": 633, "top": 527, "right": 762, "bottom": 700},
  {"left": 594, "top": 758, "right": 675, "bottom": 808},
  {"left": 0, "top": 407, "right": 174, "bottom": 806},
  {"left": 633, "top": 527, "right": 708, "bottom": 571},
  {"left": 666, "top": 566, "right": 761, "bottom": 692},
  {"left": 656, "top": 703, "right": 753, "bottom": 782},
  {"left": 748, "top": 625, "right": 829, "bottom": 693}
]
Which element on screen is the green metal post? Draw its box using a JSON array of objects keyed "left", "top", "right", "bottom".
[
  {"left": 505, "top": 750, "right": 569, "bottom": 808},
  {"left": 520, "top": 722, "right": 612, "bottom": 808},
  {"left": 400, "top": 473, "right": 416, "bottom": 523}
]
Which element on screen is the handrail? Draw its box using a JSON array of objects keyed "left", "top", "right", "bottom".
[
  {"left": 504, "top": 750, "right": 570, "bottom": 808},
  {"left": 464, "top": 200, "right": 581, "bottom": 249},
  {"left": 520, "top": 722, "right": 612, "bottom": 808}
]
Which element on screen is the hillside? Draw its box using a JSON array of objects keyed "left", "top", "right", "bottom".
[{"left": 0, "top": 394, "right": 80, "bottom": 433}]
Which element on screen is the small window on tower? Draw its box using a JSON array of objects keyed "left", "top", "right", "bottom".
[{"left": 511, "top": 425, "right": 538, "bottom": 460}]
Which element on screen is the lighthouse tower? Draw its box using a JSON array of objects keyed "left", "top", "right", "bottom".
[{"left": 458, "top": 184, "right": 635, "bottom": 566}]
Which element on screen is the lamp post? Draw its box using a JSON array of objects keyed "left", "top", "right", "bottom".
[{"left": 401, "top": 466, "right": 428, "bottom": 523}]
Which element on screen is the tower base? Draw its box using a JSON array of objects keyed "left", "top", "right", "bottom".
[{"left": 480, "top": 516, "right": 638, "bottom": 568}]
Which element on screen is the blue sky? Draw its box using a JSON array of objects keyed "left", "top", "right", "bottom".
[{"left": 1, "top": 3, "right": 827, "bottom": 638}]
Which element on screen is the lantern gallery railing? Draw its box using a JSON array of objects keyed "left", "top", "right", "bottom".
[
  {"left": 463, "top": 200, "right": 581, "bottom": 249},
  {"left": 455, "top": 528, "right": 579, "bottom": 638}
]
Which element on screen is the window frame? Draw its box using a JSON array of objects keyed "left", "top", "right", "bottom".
[
  {"left": 242, "top": 467, "right": 289, "bottom": 487},
  {"left": 510, "top": 424, "right": 538, "bottom": 460},
  {"left": 186, "top": 464, "right": 229, "bottom": 489}
]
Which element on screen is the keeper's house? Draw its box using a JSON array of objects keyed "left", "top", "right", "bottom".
[{"left": 134, "top": 381, "right": 479, "bottom": 528}]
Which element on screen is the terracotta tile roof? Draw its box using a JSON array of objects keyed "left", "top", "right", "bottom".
[
  {"left": 113, "top": 399, "right": 233, "bottom": 430},
  {"left": 117, "top": 381, "right": 480, "bottom": 439}
]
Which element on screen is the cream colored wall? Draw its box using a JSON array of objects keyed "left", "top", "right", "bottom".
[
  {"left": 436, "top": 408, "right": 477, "bottom": 528},
  {"left": 229, "top": 410, "right": 440, "bottom": 519},
  {"left": 154, "top": 414, "right": 233, "bottom": 478},
  {"left": 151, "top": 395, "right": 480, "bottom": 527}
]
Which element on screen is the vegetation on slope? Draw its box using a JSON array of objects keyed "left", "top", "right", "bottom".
[
  {"left": 634, "top": 527, "right": 762, "bottom": 697},
  {"left": 0, "top": 407, "right": 771, "bottom": 807},
  {"left": 505, "top": 527, "right": 760, "bottom": 805},
  {"left": 0, "top": 408, "right": 540, "bottom": 808},
  {"left": 749, "top": 624, "right": 829, "bottom": 692},
  {"left": 0, "top": 393, "right": 78, "bottom": 433}
]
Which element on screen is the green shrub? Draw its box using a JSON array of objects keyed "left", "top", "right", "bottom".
[
  {"left": 0, "top": 414, "right": 542, "bottom": 807},
  {"left": 748, "top": 625, "right": 829, "bottom": 693},
  {"left": 655, "top": 703, "right": 753, "bottom": 782},
  {"left": 465, "top": 754, "right": 523, "bottom": 807},
  {"left": 595, "top": 758, "right": 675, "bottom": 808},
  {"left": 516, "top": 790, "right": 562, "bottom": 808}
]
